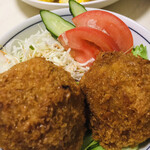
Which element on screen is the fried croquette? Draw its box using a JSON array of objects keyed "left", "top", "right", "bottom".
[
  {"left": 0, "top": 57, "right": 85, "bottom": 150},
  {"left": 80, "top": 52, "right": 150, "bottom": 150}
]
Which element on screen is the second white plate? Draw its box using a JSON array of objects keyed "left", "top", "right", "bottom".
[{"left": 22, "top": 0, "right": 119, "bottom": 10}]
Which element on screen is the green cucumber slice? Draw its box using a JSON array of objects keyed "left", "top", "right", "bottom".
[
  {"left": 40, "top": 10, "right": 75, "bottom": 38},
  {"left": 69, "top": 0, "right": 87, "bottom": 17}
]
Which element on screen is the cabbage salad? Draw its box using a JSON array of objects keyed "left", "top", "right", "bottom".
[{"left": 0, "top": 27, "right": 94, "bottom": 81}]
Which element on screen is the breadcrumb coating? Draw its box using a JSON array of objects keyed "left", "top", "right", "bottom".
[
  {"left": 0, "top": 57, "right": 85, "bottom": 150},
  {"left": 80, "top": 52, "right": 150, "bottom": 150}
]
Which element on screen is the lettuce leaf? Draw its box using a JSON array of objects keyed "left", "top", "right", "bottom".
[
  {"left": 132, "top": 44, "right": 148, "bottom": 59},
  {"left": 84, "top": 141, "right": 105, "bottom": 150}
]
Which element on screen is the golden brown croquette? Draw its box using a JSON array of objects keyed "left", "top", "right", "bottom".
[
  {"left": 80, "top": 52, "right": 150, "bottom": 150},
  {"left": 0, "top": 57, "right": 85, "bottom": 150}
]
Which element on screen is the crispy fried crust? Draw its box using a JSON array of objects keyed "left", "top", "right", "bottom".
[
  {"left": 80, "top": 52, "right": 150, "bottom": 150},
  {"left": 0, "top": 58, "right": 85, "bottom": 150}
]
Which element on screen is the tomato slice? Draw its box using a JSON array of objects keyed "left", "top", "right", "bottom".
[
  {"left": 72, "top": 10, "right": 133, "bottom": 52},
  {"left": 70, "top": 49, "right": 95, "bottom": 65},
  {"left": 58, "top": 26, "right": 120, "bottom": 64}
]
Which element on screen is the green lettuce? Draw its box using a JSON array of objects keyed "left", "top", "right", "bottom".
[
  {"left": 84, "top": 141, "right": 105, "bottom": 150},
  {"left": 132, "top": 44, "right": 148, "bottom": 59}
]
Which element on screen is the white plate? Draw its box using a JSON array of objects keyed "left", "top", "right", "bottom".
[
  {"left": 22, "top": 0, "right": 119, "bottom": 10},
  {"left": 0, "top": 8, "right": 150, "bottom": 150}
]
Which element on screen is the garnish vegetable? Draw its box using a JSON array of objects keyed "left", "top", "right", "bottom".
[
  {"left": 132, "top": 44, "right": 148, "bottom": 59},
  {"left": 69, "top": 0, "right": 87, "bottom": 17},
  {"left": 58, "top": 26, "right": 120, "bottom": 64},
  {"left": 72, "top": 10, "right": 133, "bottom": 52},
  {"left": 40, "top": 10, "right": 75, "bottom": 38},
  {"left": 41, "top": 0, "right": 134, "bottom": 65}
]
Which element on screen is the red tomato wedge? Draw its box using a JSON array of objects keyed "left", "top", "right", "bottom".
[
  {"left": 72, "top": 10, "right": 133, "bottom": 52},
  {"left": 58, "top": 26, "right": 120, "bottom": 64}
]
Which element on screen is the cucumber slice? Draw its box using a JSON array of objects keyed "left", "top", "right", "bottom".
[
  {"left": 40, "top": 10, "right": 75, "bottom": 38},
  {"left": 69, "top": 0, "right": 87, "bottom": 17}
]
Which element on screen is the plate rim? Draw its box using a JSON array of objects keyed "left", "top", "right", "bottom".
[{"left": 22, "top": 0, "right": 119, "bottom": 6}]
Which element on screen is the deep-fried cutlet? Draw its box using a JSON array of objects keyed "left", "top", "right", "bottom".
[
  {"left": 0, "top": 57, "right": 85, "bottom": 150},
  {"left": 80, "top": 52, "right": 150, "bottom": 150}
]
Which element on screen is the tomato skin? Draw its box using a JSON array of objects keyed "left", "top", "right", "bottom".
[
  {"left": 58, "top": 26, "right": 120, "bottom": 64},
  {"left": 69, "top": 49, "right": 95, "bottom": 65},
  {"left": 72, "top": 10, "right": 133, "bottom": 52}
]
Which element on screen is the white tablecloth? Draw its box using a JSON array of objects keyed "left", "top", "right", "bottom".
[{"left": 0, "top": 0, "right": 150, "bottom": 37}]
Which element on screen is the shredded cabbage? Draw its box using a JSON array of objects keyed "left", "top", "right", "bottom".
[
  {"left": 0, "top": 51, "right": 19, "bottom": 74},
  {"left": 1, "top": 28, "right": 90, "bottom": 81}
]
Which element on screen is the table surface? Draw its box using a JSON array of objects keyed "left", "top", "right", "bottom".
[{"left": 0, "top": 0, "right": 150, "bottom": 37}]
